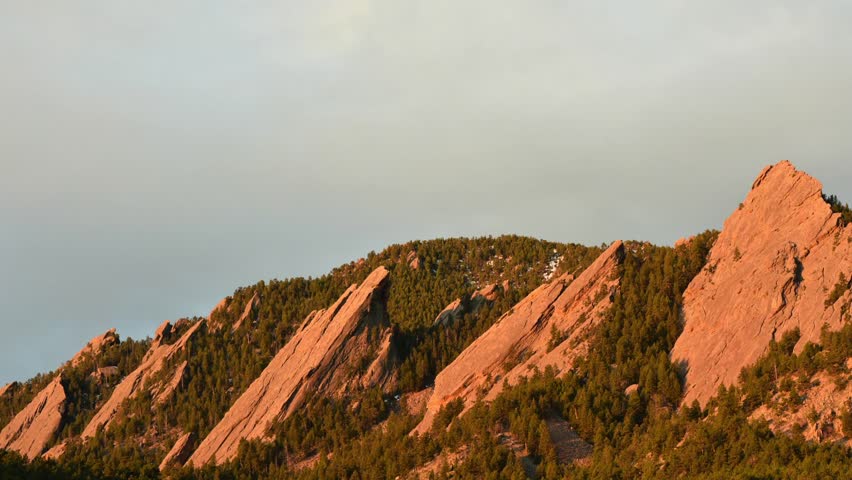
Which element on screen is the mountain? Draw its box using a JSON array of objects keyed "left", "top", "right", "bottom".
[{"left": 0, "top": 162, "right": 850, "bottom": 479}]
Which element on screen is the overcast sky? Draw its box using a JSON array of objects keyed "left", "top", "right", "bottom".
[{"left": 2, "top": 1, "right": 852, "bottom": 385}]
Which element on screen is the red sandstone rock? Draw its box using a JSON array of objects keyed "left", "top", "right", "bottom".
[
  {"left": 672, "top": 161, "right": 852, "bottom": 406},
  {"left": 232, "top": 292, "right": 259, "bottom": 331},
  {"left": 159, "top": 432, "right": 195, "bottom": 471},
  {"left": 751, "top": 371, "right": 851, "bottom": 445},
  {"left": 154, "top": 360, "right": 188, "bottom": 406},
  {"left": 407, "top": 250, "right": 421, "bottom": 270},
  {"left": 0, "top": 382, "right": 16, "bottom": 398},
  {"left": 69, "top": 329, "right": 118, "bottom": 367},
  {"left": 413, "top": 241, "right": 624, "bottom": 434},
  {"left": 433, "top": 283, "right": 508, "bottom": 326},
  {"left": 188, "top": 267, "right": 396, "bottom": 466},
  {"left": 42, "top": 440, "right": 67, "bottom": 460},
  {"left": 81, "top": 320, "right": 203, "bottom": 439},
  {"left": 0, "top": 376, "right": 66, "bottom": 459}
]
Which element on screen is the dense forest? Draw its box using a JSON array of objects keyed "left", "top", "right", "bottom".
[{"left": 2, "top": 233, "right": 851, "bottom": 479}]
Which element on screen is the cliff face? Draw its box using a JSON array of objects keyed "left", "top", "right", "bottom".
[
  {"left": 80, "top": 320, "right": 203, "bottom": 439},
  {"left": 188, "top": 266, "right": 397, "bottom": 466},
  {"left": 0, "top": 376, "right": 66, "bottom": 459},
  {"left": 413, "top": 241, "right": 623, "bottom": 434},
  {"left": 672, "top": 161, "right": 852, "bottom": 406}
]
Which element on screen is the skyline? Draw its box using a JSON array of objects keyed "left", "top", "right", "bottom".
[{"left": 3, "top": 2, "right": 852, "bottom": 384}]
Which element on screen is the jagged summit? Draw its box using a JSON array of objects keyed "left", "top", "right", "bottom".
[{"left": 672, "top": 160, "right": 852, "bottom": 406}]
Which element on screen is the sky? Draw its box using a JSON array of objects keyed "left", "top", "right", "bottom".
[{"left": 2, "top": 1, "right": 852, "bottom": 385}]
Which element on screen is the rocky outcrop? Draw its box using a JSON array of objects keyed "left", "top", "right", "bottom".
[
  {"left": 188, "top": 266, "right": 396, "bottom": 466},
  {"left": 0, "top": 328, "right": 125, "bottom": 459},
  {"left": 160, "top": 432, "right": 195, "bottom": 471},
  {"left": 672, "top": 161, "right": 852, "bottom": 406},
  {"left": 0, "top": 382, "right": 16, "bottom": 398},
  {"left": 154, "top": 361, "right": 188, "bottom": 406},
  {"left": 69, "top": 329, "right": 119, "bottom": 367},
  {"left": 42, "top": 440, "right": 67, "bottom": 460},
  {"left": 232, "top": 292, "right": 259, "bottom": 331},
  {"left": 751, "top": 371, "right": 851, "bottom": 445},
  {"left": 0, "top": 376, "right": 66, "bottom": 459},
  {"left": 433, "top": 283, "right": 508, "bottom": 326},
  {"left": 80, "top": 320, "right": 203, "bottom": 439},
  {"left": 407, "top": 250, "right": 421, "bottom": 270},
  {"left": 413, "top": 241, "right": 623, "bottom": 434}
]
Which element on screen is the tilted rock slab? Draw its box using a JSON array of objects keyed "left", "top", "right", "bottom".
[
  {"left": 413, "top": 241, "right": 623, "bottom": 434},
  {"left": 159, "top": 431, "right": 195, "bottom": 471},
  {"left": 80, "top": 319, "right": 203, "bottom": 439},
  {"left": 0, "top": 382, "right": 16, "bottom": 398},
  {"left": 232, "top": 292, "right": 260, "bottom": 331},
  {"left": 672, "top": 161, "right": 852, "bottom": 406},
  {"left": 433, "top": 282, "right": 508, "bottom": 327},
  {"left": 0, "top": 376, "right": 66, "bottom": 459},
  {"left": 188, "top": 266, "right": 395, "bottom": 466}
]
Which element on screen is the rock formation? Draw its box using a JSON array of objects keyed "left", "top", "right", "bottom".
[
  {"left": 672, "top": 161, "right": 852, "bottom": 406},
  {"left": 69, "top": 328, "right": 119, "bottom": 367},
  {"left": 0, "top": 328, "right": 124, "bottom": 459},
  {"left": 160, "top": 432, "right": 195, "bottom": 470},
  {"left": 188, "top": 266, "right": 396, "bottom": 466},
  {"left": 232, "top": 292, "right": 259, "bottom": 331},
  {"left": 80, "top": 320, "right": 203, "bottom": 439},
  {"left": 751, "top": 370, "right": 852, "bottom": 445},
  {"left": 0, "top": 382, "right": 16, "bottom": 398},
  {"left": 0, "top": 376, "right": 66, "bottom": 459},
  {"left": 413, "top": 241, "right": 623, "bottom": 434},
  {"left": 433, "top": 283, "right": 508, "bottom": 326}
]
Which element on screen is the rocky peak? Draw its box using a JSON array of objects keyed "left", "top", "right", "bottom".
[
  {"left": 188, "top": 266, "right": 395, "bottom": 466},
  {"left": 413, "top": 241, "right": 624, "bottom": 434},
  {"left": 672, "top": 161, "right": 852, "bottom": 406}
]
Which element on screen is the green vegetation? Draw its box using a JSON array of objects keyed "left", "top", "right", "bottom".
[
  {"left": 823, "top": 193, "right": 852, "bottom": 226},
  {"left": 825, "top": 272, "right": 850, "bottom": 308}
]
